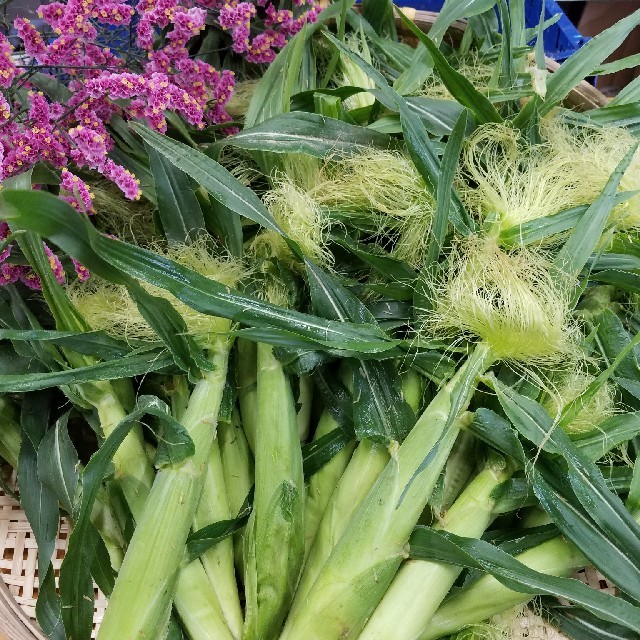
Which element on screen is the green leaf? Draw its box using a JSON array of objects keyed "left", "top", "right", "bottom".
[
  {"left": 305, "top": 260, "right": 414, "bottom": 444},
  {"left": 470, "top": 408, "right": 525, "bottom": 464},
  {"left": 409, "top": 528, "right": 640, "bottom": 633},
  {"left": 131, "top": 124, "right": 281, "bottom": 234},
  {"left": 223, "top": 112, "right": 396, "bottom": 158},
  {"left": 0, "top": 190, "right": 396, "bottom": 354},
  {"left": 574, "top": 412, "right": 640, "bottom": 461},
  {"left": 302, "top": 427, "right": 352, "bottom": 477},
  {"left": 405, "top": 97, "right": 467, "bottom": 137},
  {"left": 494, "top": 381, "right": 640, "bottom": 602},
  {"left": 515, "top": 8, "right": 640, "bottom": 125},
  {"left": 0, "top": 349, "right": 175, "bottom": 392},
  {"left": 554, "top": 143, "right": 638, "bottom": 279},
  {"left": 533, "top": 461, "right": 640, "bottom": 605},
  {"left": 147, "top": 145, "right": 206, "bottom": 245},
  {"left": 549, "top": 605, "right": 639, "bottom": 640},
  {"left": 0, "top": 329, "right": 136, "bottom": 360},
  {"left": 27, "top": 72, "right": 73, "bottom": 103},
  {"left": 59, "top": 396, "right": 189, "bottom": 639},
  {"left": 245, "top": 1, "right": 351, "bottom": 127},
  {"left": 185, "top": 496, "right": 251, "bottom": 565},
  {"left": 18, "top": 392, "right": 62, "bottom": 636},
  {"left": 127, "top": 282, "right": 210, "bottom": 381},
  {"left": 394, "top": 0, "right": 497, "bottom": 95},
  {"left": 425, "top": 109, "right": 467, "bottom": 267},
  {"left": 362, "top": 0, "right": 395, "bottom": 36},
  {"left": 151, "top": 402, "right": 196, "bottom": 468},
  {"left": 37, "top": 413, "right": 79, "bottom": 515},
  {"left": 592, "top": 308, "right": 640, "bottom": 381},
  {"left": 395, "top": 7, "right": 502, "bottom": 125}
]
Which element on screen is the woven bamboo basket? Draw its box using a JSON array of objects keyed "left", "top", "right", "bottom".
[{"left": 0, "top": 9, "right": 612, "bottom": 640}]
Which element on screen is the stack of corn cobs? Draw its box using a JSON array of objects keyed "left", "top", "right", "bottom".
[{"left": 2, "top": 1, "right": 640, "bottom": 639}]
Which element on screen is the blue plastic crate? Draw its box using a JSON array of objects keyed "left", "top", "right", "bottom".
[{"left": 402, "top": 0, "right": 589, "bottom": 61}]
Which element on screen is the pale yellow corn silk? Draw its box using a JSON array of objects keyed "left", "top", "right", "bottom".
[
  {"left": 459, "top": 123, "right": 584, "bottom": 231},
  {"left": 543, "top": 370, "right": 616, "bottom": 436},
  {"left": 312, "top": 149, "right": 435, "bottom": 267},
  {"left": 258, "top": 171, "right": 333, "bottom": 267},
  {"left": 461, "top": 120, "right": 640, "bottom": 233},
  {"left": 91, "top": 181, "right": 157, "bottom": 245},
  {"left": 454, "top": 603, "right": 561, "bottom": 640},
  {"left": 540, "top": 118, "right": 640, "bottom": 230},
  {"left": 423, "top": 237, "right": 578, "bottom": 363},
  {"left": 70, "top": 239, "right": 247, "bottom": 346},
  {"left": 419, "top": 52, "right": 494, "bottom": 100},
  {"left": 225, "top": 79, "right": 261, "bottom": 119}
]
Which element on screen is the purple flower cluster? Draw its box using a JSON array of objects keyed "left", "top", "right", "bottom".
[{"left": 0, "top": 0, "right": 322, "bottom": 289}]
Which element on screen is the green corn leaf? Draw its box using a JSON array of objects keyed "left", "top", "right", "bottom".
[
  {"left": 36, "top": 570, "right": 65, "bottom": 640},
  {"left": 222, "top": 112, "right": 397, "bottom": 158},
  {"left": 532, "top": 460, "right": 640, "bottom": 604},
  {"left": 554, "top": 143, "right": 638, "bottom": 279},
  {"left": 610, "top": 74, "right": 640, "bottom": 107},
  {"left": 19, "top": 392, "right": 63, "bottom": 637},
  {"left": 590, "top": 269, "right": 640, "bottom": 294},
  {"left": 306, "top": 260, "right": 414, "bottom": 444},
  {"left": 515, "top": 8, "right": 640, "bottom": 125},
  {"left": 0, "top": 190, "right": 396, "bottom": 354},
  {"left": 587, "top": 253, "right": 640, "bottom": 272},
  {"left": 323, "top": 31, "right": 475, "bottom": 235},
  {"left": 147, "top": 145, "right": 206, "bottom": 245},
  {"left": 127, "top": 281, "right": 211, "bottom": 381},
  {"left": 302, "top": 427, "right": 352, "bottom": 477},
  {"left": 425, "top": 109, "right": 467, "bottom": 267},
  {"left": 37, "top": 413, "right": 79, "bottom": 515},
  {"left": 132, "top": 123, "right": 281, "bottom": 234},
  {"left": 185, "top": 510, "right": 251, "bottom": 565},
  {"left": 394, "top": 0, "right": 497, "bottom": 95},
  {"left": 405, "top": 97, "right": 467, "bottom": 137},
  {"left": 59, "top": 396, "right": 193, "bottom": 640},
  {"left": 331, "top": 234, "right": 416, "bottom": 283},
  {"left": 19, "top": 391, "right": 58, "bottom": 580},
  {"left": 470, "top": 408, "right": 525, "bottom": 465},
  {"left": 573, "top": 412, "right": 640, "bottom": 461},
  {"left": 495, "top": 380, "right": 640, "bottom": 601},
  {"left": 0, "top": 329, "right": 136, "bottom": 360},
  {"left": 245, "top": 1, "right": 351, "bottom": 127},
  {"left": 548, "top": 605, "right": 639, "bottom": 640},
  {"left": 0, "top": 349, "right": 175, "bottom": 392},
  {"left": 592, "top": 308, "right": 640, "bottom": 381},
  {"left": 409, "top": 528, "right": 640, "bottom": 633},
  {"left": 151, "top": 403, "right": 196, "bottom": 468},
  {"left": 362, "top": 0, "right": 395, "bottom": 36},
  {"left": 395, "top": 7, "right": 502, "bottom": 124}
]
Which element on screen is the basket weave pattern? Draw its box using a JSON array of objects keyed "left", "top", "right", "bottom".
[{"left": 0, "top": 485, "right": 107, "bottom": 639}]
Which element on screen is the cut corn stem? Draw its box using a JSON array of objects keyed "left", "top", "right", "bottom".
[
  {"left": 280, "top": 344, "right": 494, "bottom": 640},
  {"left": 194, "top": 438, "right": 244, "bottom": 640},
  {"left": 297, "top": 369, "right": 423, "bottom": 608},
  {"left": 360, "top": 452, "right": 513, "bottom": 640},
  {"left": 218, "top": 410, "right": 254, "bottom": 578},
  {"left": 303, "top": 409, "right": 356, "bottom": 560},
  {"left": 419, "top": 537, "right": 588, "bottom": 640},
  {"left": 237, "top": 338, "right": 258, "bottom": 454},
  {"left": 244, "top": 343, "right": 304, "bottom": 640},
  {"left": 174, "top": 560, "right": 234, "bottom": 640},
  {"left": 97, "top": 338, "right": 232, "bottom": 640}
]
